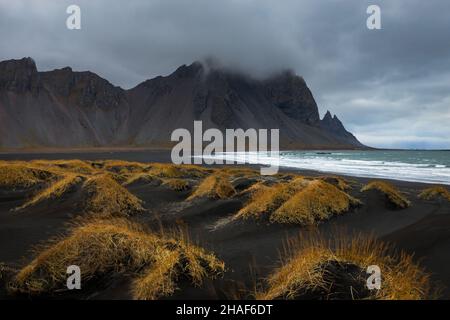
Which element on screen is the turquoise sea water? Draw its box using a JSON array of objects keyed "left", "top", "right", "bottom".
[{"left": 204, "top": 150, "right": 450, "bottom": 185}]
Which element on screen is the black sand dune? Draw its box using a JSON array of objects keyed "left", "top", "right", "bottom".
[{"left": 0, "top": 152, "right": 449, "bottom": 299}]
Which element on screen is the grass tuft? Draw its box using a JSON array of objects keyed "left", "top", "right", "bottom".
[
  {"left": 234, "top": 178, "right": 306, "bottom": 220},
  {"left": 257, "top": 232, "right": 432, "bottom": 300},
  {"left": 0, "top": 263, "right": 16, "bottom": 282},
  {"left": 30, "top": 160, "right": 95, "bottom": 175},
  {"left": 235, "top": 178, "right": 358, "bottom": 225},
  {"left": 418, "top": 186, "right": 450, "bottom": 202},
  {"left": 17, "top": 174, "right": 84, "bottom": 210},
  {"left": 101, "top": 160, "right": 148, "bottom": 174},
  {"left": 83, "top": 174, "right": 145, "bottom": 217},
  {"left": 149, "top": 163, "right": 209, "bottom": 179},
  {"left": 272, "top": 180, "right": 361, "bottom": 225},
  {"left": 361, "top": 181, "right": 410, "bottom": 209},
  {"left": 122, "top": 172, "right": 162, "bottom": 187},
  {"left": 163, "top": 179, "right": 190, "bottom": 191},
  {"left": 10, "top": 219, "right": 224, "bottom": 299},
  {"left": 318, "top": 175, "right": 352, "bottom": 191},
  {"left": 220, "top": 167, "right": 260, "bottom": 179},
  {"left": 0, "top": 164, "right": 54, "bottom": 189},
  {"left": 188, "top": 173, "right": 236, "bottom": 200}
]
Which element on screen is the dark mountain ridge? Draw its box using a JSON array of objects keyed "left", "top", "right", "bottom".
[{"left": 0, "top": 57, "right": 366, "bottom": 150}]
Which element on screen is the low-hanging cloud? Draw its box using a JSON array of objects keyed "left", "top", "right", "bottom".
[{"left": 0, "top": 0, "right": 449, "bottom": 149}]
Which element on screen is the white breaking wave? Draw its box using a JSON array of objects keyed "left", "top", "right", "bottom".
[{"left": 200, "top": 152, "right": 450, "bottom": 185}]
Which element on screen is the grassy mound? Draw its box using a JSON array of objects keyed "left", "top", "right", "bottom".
[
  {"left": 10, "top": 219, "right": 224, "bottom": 299},
  {"left": 361, "top": 181, "right": 410, "bottom": 209},
  {"left": 235, "top": 178, "right": 358, "bottom": 224},
  {"left": 220, "top": 167, "right": 260, "bottom": 179},
  {"left": 122, "top": 173, "right": 162, "bottom": 187},
  {"left": 149, "top": 163, "right": 209, "bottom": 179},
  {"left": 83, "top": 174, "right": 145, "bottom": 217},
  {"left": 237, "top": 181, "right": 269, "bottom": 197},
  {"left": 163, "top": 179, "right": 190, "bottom": 191},
  {"left": 257, "top": 233, "right": 432, "bottom": 300},
  {"left": 0, "top": 263, "right": 16, "bottom": 283},
  {"left": 234, "top": 178, "right": 307, "bottom": 220},
  {"left": 17, "top": 174, "right": 84, "bottom": 210},
  {"left": 101, "top": 160, "right": 148, "bottom": 174},
  {"left": 30, "top": 160, "right": 96, "bottom": 175},
  {"left": 271, "top": 180, "right": 361, "bottom": 225},
  {"left": 318, "top": 175, "right": 352, "bottom": 191},
  {"left": 188, "top": 173, "right": 236, "bottom": 200},
  {"left": 418, "top": 186, "right": 450, "bottom": 202},
  {"left": 0, "top": 164, "right": 54, "bottom": 189}
]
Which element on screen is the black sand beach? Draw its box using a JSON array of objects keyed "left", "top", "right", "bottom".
[{"left": 0, "top": 150, "right": 449, "bottom": 299}]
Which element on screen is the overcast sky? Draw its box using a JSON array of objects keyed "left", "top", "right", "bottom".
[{"left": 1, "top": 0, "right": 449, "bottom": 149}]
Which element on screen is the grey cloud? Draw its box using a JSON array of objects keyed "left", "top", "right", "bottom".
[{"left": 0, "top": 0, "right": 449, "bottom": 148}]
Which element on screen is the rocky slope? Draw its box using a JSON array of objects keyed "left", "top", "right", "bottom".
[{"left": 0, "top": 57, "right": 365, "bottom": 149}]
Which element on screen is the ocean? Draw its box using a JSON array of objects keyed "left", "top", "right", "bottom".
[
  {"left": 1, "top": 149, "right": 449, "bottom": 185},
  {"left": 203, "top": 150, "right": 450, "bottom": 185}
]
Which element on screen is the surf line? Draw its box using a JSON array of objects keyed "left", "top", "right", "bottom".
[{"left": 170, "top": 120, "right": 280, "bottom": 175}]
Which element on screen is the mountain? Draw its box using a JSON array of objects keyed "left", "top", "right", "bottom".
[{"left": 0, "top": 57, "right": 366, "bottom": 150}]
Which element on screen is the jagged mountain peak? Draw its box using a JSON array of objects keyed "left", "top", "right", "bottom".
[
  {"left": 0, "top": 57, "right": 39, "bottom": 92},
  {"left": 322, "top": 110, "right": 343, "bottom": 125},
  {"left": 0, "top": 57, "right": 37, "bottom": 69},
  {"left": 323, "top": 110, "right": 333, "bottom": 120},
  {"left": 172, "top": 61, "right": 204, "bottom": 79},
  {"left": 0, "top": 57, "right": 366, "bottom": 149},
  {"left": 38, "top": 66, "right": 125, "bottom": 108}
]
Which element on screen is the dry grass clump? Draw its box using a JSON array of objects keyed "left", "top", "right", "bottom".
[
  {"left": 17, "top": 174, "right": 84, "bottom": 210},
  {"left": 148, "top": 163, "right": 209, "bottom": 179},
  {"left": 235, "top": 178, "right": 358, "bottom": 225},
  {"left": 0, "top": 263, "right": 16, "bottom": 295},
  {"left": 101, "top": 160, "right": 148, "bottom": 174},
  {"left": 10, "top": 219, "right": 224, "bottom": 299},
  {"left": 361, "top": 181, "right": 410, "bottom": 209},
  {"left": 0, "top": 164, "right": 54, "bottom": 189},
  {"left": 187, "top": 173, "right": 236, "bottom": 200},
  {"left": 272, "top": 180, "right": 361, "bottom": 225},
  {"left": 30, "top": 160, "right": 95, "bottom": 175},
  {"left": 122, "top": 172, "right": 162, "bottom": 186},
  {"left": 234, "top": 178, "right": 307, "bottom": 220},
  {"left": 148, "top": 164, "right": 185, "bottom": 178},
  {"left": 418, "top": 186, "right": 450, "bottom": 202},
  {"left": 220, "top": 167, "right": 260, "bottom": 179},
  {"left": 257, "top": 232, "right": 432, "bottom": 300},
  {"left": 242, "top": 181, "right": 269, "bottom": 193},
  {"left": 0, "top": 263, "right": 16, "bottom": 282},
  {"left": 83, "top": 174, "right": 144, "bottom": 217},
  {"left": 163, "top": 179, "right": 190, "bottom": 191},
  {"left": 236, "top": 181, "right": 269, "bottom": 198},
  {"left": 318, "top": 175, "right": 352, "bottom": 191}
]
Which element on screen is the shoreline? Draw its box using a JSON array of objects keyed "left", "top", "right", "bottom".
[
  {"left": 2, "top": 146, "right": 449, "bottom": 154},
  {"left": 0, "top": 149, "right": 448, "bottom": 187}
]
